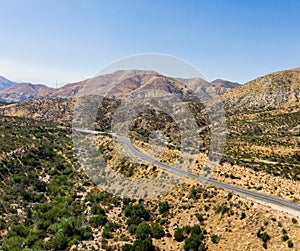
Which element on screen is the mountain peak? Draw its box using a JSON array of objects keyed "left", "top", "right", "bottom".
[
  {"left": 211, "top": 79, "right": 240, "bottom": 88},
  {"left": 0, "top": 75, "right": 16, "bottom": 91}
]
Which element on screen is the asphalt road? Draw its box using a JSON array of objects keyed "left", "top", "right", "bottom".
[{"left": 75, "top": 128, "right": 300, "bottom": 214}]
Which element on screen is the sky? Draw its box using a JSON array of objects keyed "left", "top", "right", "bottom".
[{"left": 0, "top": 0, "right": 300, "bottom": 87}]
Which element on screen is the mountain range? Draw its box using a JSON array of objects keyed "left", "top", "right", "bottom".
[{"left": 0, "top": 71, "right": 239, "bottom": 103}]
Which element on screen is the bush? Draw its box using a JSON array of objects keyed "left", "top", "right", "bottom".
[
  {"left": 211, "top": 234, "right": 220, "bottom": 244},
  {"left": 122, "top": 244, "right": 133, "bottom": 251},
  {"left": 240, "top": 212, "right": 246, "bottom": 220},
  {"left": 90, "top": 215, "right": 108, "bottom": 227},
  {"left": 287, "top": 240, "right": 294, "bottom": 248},
  {"left": 10, "top": 224, "right": 29, "bottom": 238},
  {"left": 151, "top": 223, "right": 164, "bottom": 239},
  {"left": 127, "top": 215, "right": 143, "bottom": 226},
  {"left": 132, "top": 238, "right": 155, "bottom": 251},
  {"left": 261, "top": 232, "right": 271, "bottom": 243},
  {"left": 158, "top": 201, "right": 170, "bottom": 214},
  {"left": 184, "top": 233, "right": 207, "bottom": 251},
  {"left": 174, "top": 228, "right": 185, "bottom": 242},
  {"left": 195, "top": 213, "right": 204, "bottom": 223},
  {"left": 102, "top": 228, "right": 113, "bottom": 239},
  {"left": 124, "top": 204, "right": 150, "bottom": 221},
  {"left": 135, "top": 222, "right": 152, "bottom": 240},
  {"left": 123, "top": 197, "right": 131, "bottom": 205},
  {"left": 282, "top": 234, "right": 289, "bottom": 242},
  {"left": 292, "top": 218, "right": 298, "bottom": 224},
  {"left": 128, "top": 224, "right": 137, "bottom": 235},
  {"left": 215, "top": 204, "right": 229, "bottom": 216},
  {"left": 190, "top": 225, "right": 203, "bottom": 235},
  {"left": 91, "top": 204, "right": 105, "bottom": 215},
  {"left": 262, "top": 242, "right": 267, "bottom": 249}
]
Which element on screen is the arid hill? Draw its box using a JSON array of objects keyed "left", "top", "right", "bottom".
[{"left": 223, "top": 67, "right": 300, "bottom": 113}]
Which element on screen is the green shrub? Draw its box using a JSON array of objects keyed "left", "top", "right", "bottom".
[
  {"left": 174, "top": 228, "right": 185, "bottom": 242},
  {"left": 128, "top": 224, "right": 137, "bottom": 235},
  {"left": 211, "top": 234, "right": 220, "bottom": 244},
  {"left": 102, "top": 228, "right": 113, "bottom": 239},
  {"left": 151, "top": 223, "right": 164, "bottom": 239},
  {"left": 282, "top": 234, "right": 289, "bottom": 242},
  {"left": 91, "top": 204, "right": 106, "bottom": 215},
  {"left": 158, "top": 201, "right": 170, "bottom": 214},
  {"left": 132, "top": 238, "right": 155, "bottom": 251},
  {"left": 240, "top": 212, "right": 246, "bottom": 220},
  {"left": 261, "top": 232, "right": 271, "bottom": 243},
  {"left": 90, "top": 215, "right": 108, "bottom": 227},
  {"left": 122, "top": 244, "right": 133, "bottom": 251},
  {"left": 124, "top": 204, "right": 150, "bottom": 220},
  {"left": 287, "top": 240, "right": 294, "bottom": 248},
  {"left": 135, "top": 222, "right": 152, "bottom": 240},
  {"left": 195, "top": 213, "right": 204, "bottom": 223},
  {"left": 184, "top": 233, "right": 207, "bottom": 251}
]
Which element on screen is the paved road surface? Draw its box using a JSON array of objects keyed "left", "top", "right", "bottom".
[{"left": 75, "top": 128, "right": 300, "bottom": 215}]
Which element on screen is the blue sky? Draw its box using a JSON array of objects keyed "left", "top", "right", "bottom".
[{"left": 0, "top": 0, "right": 300, "bottom": 87}]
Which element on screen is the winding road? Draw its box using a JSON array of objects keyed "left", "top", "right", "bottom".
[{"left": 75, "top": 128, "right": 300, "bottom": 216}]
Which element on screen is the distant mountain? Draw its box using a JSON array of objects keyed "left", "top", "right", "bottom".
[
  {"left": 0, "top": 76, "right": 16, "bottom": 91},
  {"left": 0, "top": 70, "right": 237, "bottom": 102},
  {"left": 211, "top": 79, "right": 239, "bottom": 95},
  {"left": 211, "top": 79, "right": 240, "bottom": 88},
  {"left": 0, "top": 82, "right": 53, "bottom": 103}
]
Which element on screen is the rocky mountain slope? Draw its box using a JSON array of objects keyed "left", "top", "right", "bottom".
[{"left": 223, "top": 67, "right": 300, "bottom": 113}]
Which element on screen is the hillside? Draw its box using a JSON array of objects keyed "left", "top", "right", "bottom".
[{"left": 223, "top": 67, "right": 300, "bottom": 113}]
